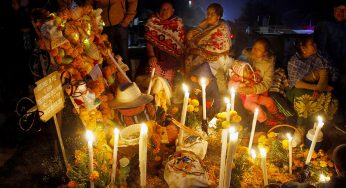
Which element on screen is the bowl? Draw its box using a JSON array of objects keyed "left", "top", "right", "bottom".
[{"left": 120, "top": 124, "right": 141, "bottom": 145}]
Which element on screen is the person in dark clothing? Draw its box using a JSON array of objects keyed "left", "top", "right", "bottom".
[
  {"left": 314, "top": 0, "right": 346, "bottom": 130},
  {"left": 317, "top": 144, "right": 346, "bottom": 188}
]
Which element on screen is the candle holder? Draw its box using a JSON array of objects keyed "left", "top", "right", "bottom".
[{"left": 201, "top": 119, "right": 208, "bottom": 135}]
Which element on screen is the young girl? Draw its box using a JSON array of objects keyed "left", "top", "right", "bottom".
[{"left": 236, "top": 37, "right": 285, "bottom": 126}]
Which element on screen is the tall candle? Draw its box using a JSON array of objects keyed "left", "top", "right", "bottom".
[
  {"left": 287, "top": 133, "right": 293, "bottom": 174},
  {"left": 139, "top": 123, "right": 148, "bottom": 187},
  {"left": 178, "top": 84, "right": 189, "bottom": 145},
  {"left": 219, "top": 129, "right": 228, "bottom": 188},
  {"left": 305, "top": 116, "right": 324, "bottom": 164},
  {"left": 86, "top": 130, "right": 95, "bottom": 188},
  {"left": 224, "top": 128, "right": 238, "bottom": 187},
  {"left": 147, "top": 68, "right": 156, "bottom": 95},
  {"left": 111, "top": 128, "right": 120, "bottom": 185},
  {"left": 224, "top": 97, "right": 231, "bottom": 122},
  {"left": 251, "top": 149, "right": 257, "bottom": 163},
  {"left": 248, "top": 108, "right": 259, "bottom": 152},
  {"left": 230, "top": 87, "right": 235, "bottom": 111},
  {"left": 260, "top": 148, "right": 268, "bottom": 186},
  {"left": 200, "top": 78, "right": 207, "bottom": 120}
]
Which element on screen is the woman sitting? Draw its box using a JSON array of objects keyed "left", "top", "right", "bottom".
[
  {"left": 287, "top": 36, "right": 338, "bottom": 130},
  {"left": 185, "top": 3, "right": 232, "bottom": 95},
  {"left": 236, "top": 37, "right": 286, "bottom": 126},
  {"left": 145, "top": 1, "right": 185, "bottom": 83}
]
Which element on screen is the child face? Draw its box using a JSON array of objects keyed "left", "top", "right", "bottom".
[
  {"left": 301, "top": 39, "right": 317, "bottom": 58},
  {"left": 251, "top": 42, "right": 267, "bottom": 59}
]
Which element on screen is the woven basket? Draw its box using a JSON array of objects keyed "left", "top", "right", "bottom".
[{"left": 267, "top": 124, "right": 304, "bottom": 142}]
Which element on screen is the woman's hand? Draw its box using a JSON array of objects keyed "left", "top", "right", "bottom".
[
  {"left": 148, "top": 56, "right": 157, "bottom": 65},
  {"left": 186, "top": 29, "right": 200, "bottom": 41}
]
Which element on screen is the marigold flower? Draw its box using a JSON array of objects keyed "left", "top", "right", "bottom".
[
  {"left": 187, "top": 105, "right": 194, "bottom": 112},
  {"left": 67, "top": 180, "right": 77, "bottom": 188},
  {"left": 320, "top": 161, "right": 327, "bottom": 168},
  {"left": 89, "top": 170, "right": 99, "bottom": 182},
  {"left": 191, "top": 99, "right": 199, "bottom": 106}
]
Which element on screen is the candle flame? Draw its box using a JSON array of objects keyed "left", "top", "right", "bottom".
[
  {"left": 114, "top": 128, "right": 120, "bottom": 135},
  {"left": 260, "top": 147, "right": 266, "bottom": 157},
  {"left": 229, "top": 130, "right": 238, "bottom": 141},
  {"left": 255, "top": 108, "right": 259, "bottom": 114},
  {"left": 251, "top": 149, "right": 256, "bottom": 159},
  {"left": 86, "top": 130, "right": 95, "bottom": 143},
  {"left": 141, "top": 123, "right": 148, "bottom": 134},
  {"left": 317, "top": 116, "right": 324, "bottom": 128},
  {"left": 229, "top": 127, "right": 235, "bottom": 134},
  {"left": 224, "top": 97, "right": 230, "bottom": 104},
  {"left": 199, "top": 77, "right": 207, "bottom": 86},
  {"left": 182, "top": 83, "right": 189, "bottom": 93},
  {"left": 287, "top": 133, "right": 292, "bottom": 141}
]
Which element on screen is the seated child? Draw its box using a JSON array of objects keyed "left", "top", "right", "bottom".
[{"left": 229, "top": 60, "right": 286, "bottom": 126}]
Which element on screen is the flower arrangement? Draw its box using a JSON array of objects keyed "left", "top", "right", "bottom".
[
  {"left": 293, "top": 146, "right": 335, "bottom": 184},
  {"left": 170, "top": 98, "right": 201, "bottom": 128}
]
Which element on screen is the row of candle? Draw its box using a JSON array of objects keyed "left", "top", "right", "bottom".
[
  {"left": 178, "top": 79, "right": 236, "bottom": 145},
  {"left": 85, "top": 123, "right": 148, "bottom": 187}
]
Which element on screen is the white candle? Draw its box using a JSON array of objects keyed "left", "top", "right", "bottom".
[
  {"left": 260, "top": 148, "right": 268, "bottom": 186},
  {"left": 139, "top": 123, "right": 148, "bottom": 187},
  {"left": 178, "top": 84, "right": 189, "bottom": 145},
  {"left": 287, "top": 133, "right": 293, "bottom": 174},
  {"left": 305, "top": 116, "right": 324, "bottom": 164},
  {"left": 251, "top": 149, "right": 256, "bottom": 162},
  {"left": 224, "top": 128, "right": 238, "bottom": 187},
  {"left": 111, "top": 128, "right": 120, "bottom": 185},
  {"left": 147, "top": 68, "right": 155, "bottom": 95},
  {"left": 248, "top": 108, "right": 259, "bottom": 152},
  {"left": 200, "top": 78, "right": 207, "bottom": 120},
  {"left": 86, "top": 130, "right": 95, "bottom": 188},
  {"left": 219, "top": 129, "right": 228, "bottom": 188},
  {"left": 224, "top": 97, "right": 231, "bottom": 122},
  {"left": 230, "top": 87, "right": 236, "bottom": 111}
]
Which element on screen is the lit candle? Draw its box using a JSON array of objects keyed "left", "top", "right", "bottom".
[
  {"left": 111, "top": 128, "right": 120, "bottom": 185},
  {"left": 86, "top": 130, "right": 95, "bottom": 188},
  {"left": 287, "top": 133, "right": 293, "bottom": 174},
  {"left": 178, "top": 84, "right": 189, "bottom": 145},
  {"left": 224, "top": 97, "right": 231, "bottom": 122},
  {"left": 230, "top": 87, "right": 236, "bottom": 111},
  {"left": 147, "top": 68, "right": 155, "bottom": 95},
  {"left": 139, "top": 123, "right": 148, "bottom": 187},
  {"left": 251, "top": 149, "right": 257, "bottom": 162},
  {"left": 319, "top": 174, "right": 330, "bottom": 183},
  {"left": 200, "top": 78, "right": 207, "bottom": 120},
  {"left": 260, "top": 147, "right": 268, "bottom": 186},
  {"left": 305, "top": 116, "right": 324, "bottom": 164},
  {"left": 224, "top": 128, "right": 238, "bottom": 187},
  {"left": 219, "top": 129, "right": 228, "bottom": 188},
  {"left": 248, "top": 108, "right": 259, "bottom": 152}
]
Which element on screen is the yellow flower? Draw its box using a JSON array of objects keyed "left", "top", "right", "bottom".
[
  {"left": 258, "top": 135, "right": 267, "bottom": 144},
  {"left": 191, "top": 99, "right": 199, "bottom": 106},
  {"left": 89, "top": 170, "right": 99, "bottom": 182},
  {"left": 267, "top": 132, "right": 276, "bottom": 139},
  {"left": 187, "top": 105, "right": 194, "bottom": 112},
  {"left": 231, "top": 115, "right": 242, "bottom": 123},
  {"left": 171, "top": 106, "right": 179, "bottom": 114},
  {"left": 236, "top": 125, "right": 243, "bottom": 132},
  {"left": 320, "top": 161, "right": 327, "bottom": 168},
  {"left": 217, "top": 112, "right": 227, "bottom": 120},
  {"left": 222, "top": 121, "right": 230, "bottom": 128},
  {"left": 282, "top": 139, "right": 289, "bottom": 150},
  {"left": 194, "top": 107, "right": 199, "bottom": 112}
]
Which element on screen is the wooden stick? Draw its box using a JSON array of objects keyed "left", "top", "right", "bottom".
[{"left": 171, "top": 118, "right": 208, "bottom": 140}]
